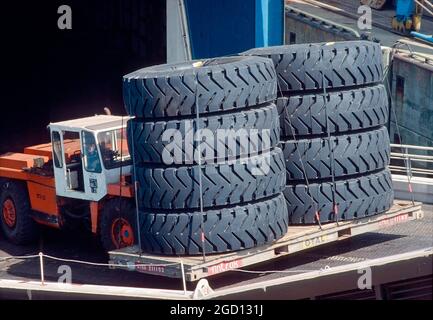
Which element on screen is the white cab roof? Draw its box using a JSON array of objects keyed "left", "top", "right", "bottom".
[{"left": 48, "top": 115, "right": 131, "bottom": 132}]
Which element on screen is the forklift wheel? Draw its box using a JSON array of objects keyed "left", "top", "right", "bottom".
[
  {"left": 0, "top": 180, "right": 39, "bottom": 244},
  {"left": 111, "top": 218, "right": 134, "bottom": 248},
  {"left": 99, "top": 199, "right": 137, "bottom": 252}
]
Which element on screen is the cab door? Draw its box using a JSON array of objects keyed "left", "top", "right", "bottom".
[
  {"left": 51, "top": 130, "right": 87, "bottom": 199},
  {"left": 81, "top": 130, "right": 107, "bottom": 201},
  {"left": 51, "top": 130, "right": 67, "bottom": 196},
  {"left": 51, "top": 129, "right": 106, "bottom": 201}
]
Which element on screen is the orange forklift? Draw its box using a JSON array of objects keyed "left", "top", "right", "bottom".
[{"left": 0, "top": 115, "right": 138, "bottom": 251}]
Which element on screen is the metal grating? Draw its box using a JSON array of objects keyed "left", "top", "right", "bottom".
[
  {"left": 315, "top": 275, "right": 433, "bottom": 300},
  {"left": 316, "top": 288, "right": 376, "bottom": 300},
  {"left": 383, "top": 275, "right": 433, "bottom": 300}
]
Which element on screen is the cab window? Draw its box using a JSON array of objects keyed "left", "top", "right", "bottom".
[
  {"left": 82, "top": 131, "right": 102, "bottom": 173},
  {"left": 98, "top": 128, "right": 131, "bottom": 169},
  {"left": 52, "top": 131, "right": 63, "bottom": 168}
]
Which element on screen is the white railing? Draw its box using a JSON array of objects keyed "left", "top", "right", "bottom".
[
  {"left": 390, "top": 143, "right": 433, "bottom": 204},
  {"left": 390, "top": 143, "right": 433, "bottom": 178}
]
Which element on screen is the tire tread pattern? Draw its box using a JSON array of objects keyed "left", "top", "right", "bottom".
[
  {"left": 243, "top": 41, "right": 383, "bottom": 92},
  {"left": 277, "top": 85, "right": 389, "bottom": 138},
  {"left": 129, "top": 104, "right": 280, "bottom": 165},
  {"left": 139, "top": 194, "right": 288, "bottom": 255},
  {"left": 136, "top": 148, "right": 286, "bottom": 210},
  {"left": 282, "top": 127, "right": 391, "bottom": 181},
  {"left": 123, "top": 56, "right": 278, "bottom": 118},
  {"left": 284, "top": 169, "right": 394, "bottom": 224}
]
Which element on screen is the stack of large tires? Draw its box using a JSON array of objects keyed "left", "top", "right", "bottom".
[
  {"left": 242, "top": 41, "right": 394, "bottom": 224},
  {"left": 123, "top": 57, "right": 288, "bottom": 255}
]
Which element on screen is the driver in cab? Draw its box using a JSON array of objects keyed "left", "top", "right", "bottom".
[{"left": 85, "top": 141, "right": 102, "bottom": 173}]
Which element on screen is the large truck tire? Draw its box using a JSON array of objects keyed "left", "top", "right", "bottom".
[
  {"left": 139, "top": 193, "right": 288, "bottom": 255},
  {"left": 282, "top": 126, "right": 390, "bottom": 182},
  {"left": 277, "top": 85, "right": 389, "bottom": 138},
  {"left": 284, "top": 169, "right": 394, "bottom": 224},
  {"left": 242, "top": 41, "right": 383, "bottom": 93},
  {"left": 135, "top": 148, "right": 286, "bottom": 210},
  {"left": 129, "top": 103, "right": 280, "bottom": 165},
  {"left": 123, "top": 56, "right": 277, "bottom": 118},
  {"left": 0, "top": 180, "right": 39, "bottom": 244}
]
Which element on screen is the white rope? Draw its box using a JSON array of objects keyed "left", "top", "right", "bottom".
[
  {"left": 42, "top": 254, "right": 121, "bottom": 267},
  {"left": 1, "top": 254, "right": 352, "bottom": 279},
  {"left": 0, "top": 253, "right": 179, "bottom": 268},
  {"left": 44, "top": 254, "right": 180, "bottom": 268}
]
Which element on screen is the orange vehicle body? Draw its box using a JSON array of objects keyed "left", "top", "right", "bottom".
[{"left": 0, "top": 141, "right": 134, "bottom": 233}]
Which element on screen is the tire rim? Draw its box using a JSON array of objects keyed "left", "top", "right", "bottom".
[
  {"left": 2, "top": 198, "right": 17, "bottom": 228},
  {"left": 111, "top": 218, "right": 134, "bottom": 249}
]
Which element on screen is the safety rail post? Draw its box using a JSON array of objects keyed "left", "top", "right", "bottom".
[
  {"left": 180, "top": 260, "right": 187, "bottom": 295},
  {"left": 404, "top": 146, "right": 415, "bottom": 204},
  {"left": 405, "top": 147, "right": 413, "bottom": 178},
  {"left": 39, "top": 252, "right": 45, "bottom": 286}
]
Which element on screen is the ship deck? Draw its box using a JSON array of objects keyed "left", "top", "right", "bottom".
[{"left": 0, "top": 202, "right": 431, "bottom": 299}]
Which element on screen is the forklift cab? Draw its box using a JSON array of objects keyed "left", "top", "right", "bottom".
[{"left": 48, "top": 115, "right": 132, "bottom": 201}]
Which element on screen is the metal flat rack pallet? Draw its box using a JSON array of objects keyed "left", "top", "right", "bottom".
[{"left": 109, "top": 200, "right": 423, "bottom": 282}]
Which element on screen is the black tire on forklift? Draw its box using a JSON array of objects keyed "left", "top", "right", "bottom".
[
  {"left": 128, "top": 103, "right": 280, "bottom": 165},
  {"left": 282, "top": 126, "right": 391, "bottom": 182},
  {"left": 135, "top": 148, "right": 286, "bottom": 211},
  {"left": 242, "top": 41, "right": 383, "bottom": 93},
  {"left": 277, "top": 84, "right": 389, "bottom": 138},
  {"left": 284, "top": 169, "right": 394, "bottom": 225},
  {"left": 122, "top": 56, "right": 277, "bottom": 118},
  {"left": 99, "top": 198, "right": 137, "bottom": 252},
  {"left": 0, "top": 180, "right": 39, "bottom": 244},
  {"left": 140, "top": 193, "right": 288, "bottom": 255}
]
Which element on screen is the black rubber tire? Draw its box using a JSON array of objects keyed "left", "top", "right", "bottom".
[
  {"left": 0, "top": 180, "right": 39, "bottom": 244},
  {"left": 139, "top": 193, "right": 288, "bottom": 255},
  {"left": 128, "top": 103, "right": 280, "bottom": 165},
  {"left": 242, "top": 41, "right": 383, "bottom": 93},
  {"left": 282, "top": 126, "right": 390, "bottom": 182},
  {"left": 284, "top": 169, "right": 394, "bottom": 225},
  {"left": 99, "top": 198, "right": 137, "bottom": 252},
  {"left": 123, "top": 56, "right": 277, "bottom": 118},
  {"left": 135, "top": 148, "right": 286, "bottom": 210},
  {"left": 277, "top": 84, "right": 389, "bottom": 138}
]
